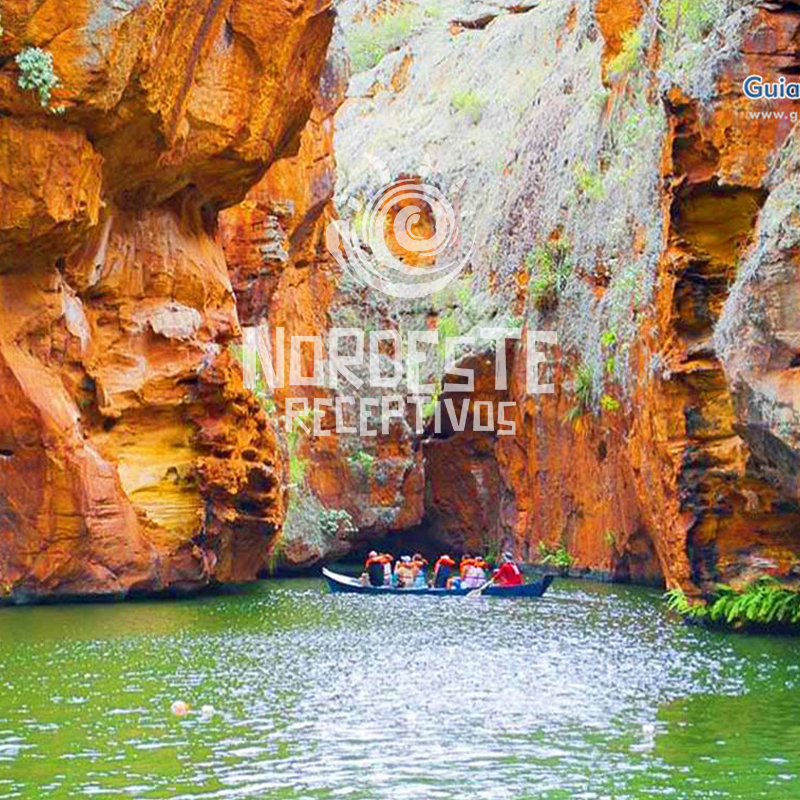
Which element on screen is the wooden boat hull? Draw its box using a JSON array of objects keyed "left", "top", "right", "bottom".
[{"left": 322, "top": 567, "right": 554, "bottom": 598}]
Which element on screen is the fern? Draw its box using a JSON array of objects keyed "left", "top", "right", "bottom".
[
  {"left": 667, "top": 578, "right": 800, "bottom": 629},
  {"left": 664, "top": 588, "right": 707, "bottom": 620},
  {"left": 537, "top": 542, "right": 573, "bottom": 570}
]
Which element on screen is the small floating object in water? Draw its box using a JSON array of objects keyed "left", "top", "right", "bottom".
[
  {"left": 171, "top": 700, "right": 190, "bottom": 717},
  {"left": 200, "top": 704, "right": 215, "bottom": 719}
]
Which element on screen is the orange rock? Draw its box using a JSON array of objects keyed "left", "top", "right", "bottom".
[
  {"left": 0, "top": 118, "right": 102, "bottom": 269},
  {"left": 489, "top": 4, "right": 800, "bottom": 594},
  {"left": 0, "top": 0, "right": 333, "bottom": 599},
  {"left": 595, "top": 0, "right": 643, "bottom": 83},
  {"left": 220, "top": 47, "right": 425, "bottom": 568}
]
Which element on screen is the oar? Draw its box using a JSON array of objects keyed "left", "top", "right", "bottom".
[{"left": 467, "top": 574, "right": 497, "bottom": 598}]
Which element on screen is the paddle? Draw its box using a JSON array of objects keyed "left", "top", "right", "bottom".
[{"left": 467, "top": 574, "right": 497, "bottom": 598}]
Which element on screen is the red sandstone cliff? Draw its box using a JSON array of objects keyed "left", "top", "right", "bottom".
[
  {"left": 5, "top": 0, "right": 800, "bottom": 602},
  {"left": 326, "top": 0, "right": 800, "bottom": 597},
  {"left": 0, "top": 0, "right": 333, "bottom": 599},
  {"left": 219, "top": 44, "right": 425, "bottom": 569}
]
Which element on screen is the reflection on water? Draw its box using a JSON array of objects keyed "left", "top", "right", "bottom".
[{"left": 0, "top": 579, "right": 798, "bottom": 799}]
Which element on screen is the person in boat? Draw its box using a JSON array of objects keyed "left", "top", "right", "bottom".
[
  {"left": 492, "top": 552, "right": 524, "bottom": 586},
  {"left": 365, "top": 551, "right": 391, "bottom": 587},
  {"left": 394, "top": 555, "right": 416, "bottom": 588},
  {"left": 433, "top": 554, "right": 456, "bottom": 589},
  {"left": 462, "top": 557, "right": 487, "bottom": 589},
  {"left": 384, "top": 555, "right": 395, "bottom": 587},
  {"left": 411, "top": 553, "right": 428, "bottom": 587},
  {"left": 459, "top": 554, "right": 474, "bottom": 579}
]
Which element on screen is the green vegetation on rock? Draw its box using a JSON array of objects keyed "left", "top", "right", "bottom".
[
  {"left": 659, "top": 0, "right": 727, "bottom": 44},
  {"left": 451, "top": 89, "right": 485, "bottom": 124},
  {"left": 347, "top": 7, "right": 419, "bottom": 72},
  {"left": 437, "top": 312, "right": 461, "bottom": 363},
  {"left": 607, "top": 27, "right": 644, "bottom": 79},
  {"left": 537, "top": 542, "right": 574, "bottom": 571},
  {"left": 564, "top": 362, "right": 595, "bottom": 424},
  {"left": 600, "top": 394, "right": 621, "bottom": 413},
  {"left": 666, "top": 577, "right": 800, "bottom": 629},
  {"left": 574, "top": 162, "right": 605, "bottom": 202},
  {"left": 526, "top": 241, "right": 572, "bottom": 311},
  {"left": 348, "top": 449, "right": 376, "bottom": 479},
  {"left": 16, "top": 47, "right": 59, "bottom": 107},
  {"left": 287, "top": 408, "right": 315, "bottom": 487}
]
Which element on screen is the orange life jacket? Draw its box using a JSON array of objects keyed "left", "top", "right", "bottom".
[{"left": 435, "top": 555, "right": 455, "bottom": 570}]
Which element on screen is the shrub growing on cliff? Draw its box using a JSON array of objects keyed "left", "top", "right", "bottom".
[
  {"left": 422, "top": 381, "right": 441, "bottom": 419},
  {"left": 16, "top": 47, "right": 59, "bottom": 107},
  {"left": 599, "top": 330, "right": 617, "bottom": 348},
  {"left": 600, "top": 329, "right": 618, "bottom": 377},
  {"left": 348, "top": 449, "right": 375, "bottom": 480},
  {"left": 574, "top": 162, "right": 605, "bottom": 202},
  {"left": 537, "top": 542, "right": 574, "bottom": 571},
  {"left": 287, "top": 408, "right": 315, "bottom": 487},
  {"left": 437, "top": 313, "right": 460, "bottom": 364},
  {"left": 564, "top": 362, "right": 595, "bottom": 424},
  {"left": 659, "top": 0, "right": 725, "bottom": 43},
  {"left": 451, "top": 90, "right": 485, "bottom": 125},
  {"left": 600, "top": 394, "right": 621, "bottom": 413},
  {"left": 347, "top": 8, "right": 417, "bottom": 72},
  {"left": 526, "top": 241, "right": 572, "bottom": 311},
  {"left": 607, "top": 27, "right": 644, "bottom": 79}
]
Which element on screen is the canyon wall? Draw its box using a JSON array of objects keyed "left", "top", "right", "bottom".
[
  {"left": 4, "top": 0, "right": 800, "bottom": 600},
  {"left": 0, "top": 0, "right": 333, "bottom": 599},
  {"left": 327, "top": 0, "right": 800, "bottom": 596},
  {"left": 219, "top": 42, "right": 425, "bottom": 570}
]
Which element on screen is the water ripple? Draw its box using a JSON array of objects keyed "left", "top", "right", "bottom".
[{"left": 0, "top": 579, "right": 798, "bottom": 798}]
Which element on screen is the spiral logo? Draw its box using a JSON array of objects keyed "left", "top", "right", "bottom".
[{"left": 326, "top": 154, "right": 472, "bottom": 299}]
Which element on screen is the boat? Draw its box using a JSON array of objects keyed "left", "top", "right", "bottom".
[{"left": 322, "top": 567, "right": 554, "bottom": 598}]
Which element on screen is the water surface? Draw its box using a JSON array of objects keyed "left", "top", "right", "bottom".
[{"left": 1, "top": 578, "right": 798, "bottom": 799}]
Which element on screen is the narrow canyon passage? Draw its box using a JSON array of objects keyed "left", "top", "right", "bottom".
[{"left": 3, "top": 1, "right": 800, "bottom": 798}]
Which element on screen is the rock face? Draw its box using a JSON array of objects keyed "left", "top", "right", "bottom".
[
  {"left": 5, "top": 0, "right": 800, "bottom": 600},
  {"left": 328, "top": 0, "right": 800, "bottom": 595},
  {"left": 220, "top": 43, "right": 425, "bottom": 569},
  {"left": 0, "top": 0, "right": 333, "bottom": 598}
]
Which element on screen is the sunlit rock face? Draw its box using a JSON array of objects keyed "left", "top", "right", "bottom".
[
  {"left": 220, "top": 45, "right": 426, "bottom": 569},
  {"left": 6, "top": 0, "right": 800, "bottom": 596},
  {"left": 0, "top": 0, "right": 333, "bottom": 598},
  {"left": 326, "top": 0, "right": 800, "bottom": 593}
]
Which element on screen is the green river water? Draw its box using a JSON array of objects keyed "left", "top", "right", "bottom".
[{"left": 0, "top": 577, "right": 798, "bottom": 799}]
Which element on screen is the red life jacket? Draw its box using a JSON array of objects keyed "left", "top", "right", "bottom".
[{"left": 494, "top": 562, "right": 523, "bottom": 586}]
